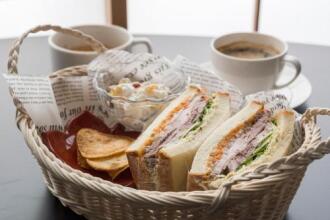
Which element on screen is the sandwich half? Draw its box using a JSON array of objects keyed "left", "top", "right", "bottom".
[
  {"left": 188, "top": 101, "right": 295, "bottom": 191},
  {"left": 126, "top": 85, "right": 231, "bottom": 191}
]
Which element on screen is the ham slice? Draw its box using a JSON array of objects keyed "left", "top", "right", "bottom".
[
  {"left": 211, "top": 111, "right": 272, "bottom": 175},
  {"left": 144, "top": 95, "right": 208, "bottom": 159}
]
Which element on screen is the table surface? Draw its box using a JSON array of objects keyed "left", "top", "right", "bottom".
[{"left": 0, "top": 34, "right": 330, "bottom": 220}]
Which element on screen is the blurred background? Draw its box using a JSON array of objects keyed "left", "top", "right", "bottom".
[{"left": 0, "top": 0, "right": 329, "bottom": 46}]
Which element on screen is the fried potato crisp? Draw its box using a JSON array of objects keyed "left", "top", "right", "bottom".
[
  {"left": 77, "top": 150, "right": 91, "bottom": 169},
  {"left": 86, "top": 153, "right": 128, "bottom": 171},
  {"left": 108, "top": 165, "right": 129, "bottom": 180},
  {"left": 77, "top": 128, "right": 134, "bottom": 159}
]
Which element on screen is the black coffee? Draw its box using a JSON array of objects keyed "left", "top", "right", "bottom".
[{"left": 217, "top": 41, "right": 279, "bottom": 59}]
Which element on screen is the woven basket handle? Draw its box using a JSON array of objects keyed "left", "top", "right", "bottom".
[
  {"left": 7, "top": 24, "right": 107, "bottom": 129},
  {"left": 300, "top": 107, "right": 330, "bottom": 158},
  {"left": 301, "top": 107, "right": 330, "bottom": 125},
  {"left": 7, "top": 24, "right": 107, "bottom": 75}
]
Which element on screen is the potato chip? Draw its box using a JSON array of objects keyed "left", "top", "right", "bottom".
[
  {"left": 77, "top": 150, "right": 91, "bottom": 169},
  {"left": 86, "top": 152, "right": 128, "bottom": 171},
  {"left": 77, "top": 128, "right": 134, "bottom": 159},
  {"left": 107, "top": 165, "right": 129, "bottom": 180}
]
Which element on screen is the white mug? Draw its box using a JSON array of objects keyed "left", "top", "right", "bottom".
[
  {"left": 211, "top": 32, "right": 301, "bottom": 95},
  {"left": 48, "top": 24, "right": 152, "bottom": 71}
]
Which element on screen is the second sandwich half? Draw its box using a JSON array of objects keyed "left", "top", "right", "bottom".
[{"left": 126, "top": 85, "right": 231, "bottom": 191}]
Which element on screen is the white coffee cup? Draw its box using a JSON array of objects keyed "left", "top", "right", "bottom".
[
  {"left": 211, "top": 32, "right": 301, "bottom": 95},
  {"left": 48, "top": 24, "right": 152, "bottom": 71}
]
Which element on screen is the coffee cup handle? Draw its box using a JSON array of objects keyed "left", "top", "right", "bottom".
[
  {"left": 128, "top": 37, "right": 153, "bottom": 53},
  {"left": 274, "top": 54, "right": 301, "bottom": 89}
]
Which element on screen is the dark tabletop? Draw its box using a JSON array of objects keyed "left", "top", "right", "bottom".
[{"left": 0, "top": 34, "right": 330, "bottom": 220}]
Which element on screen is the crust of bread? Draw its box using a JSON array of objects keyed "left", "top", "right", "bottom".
[
  {"left": 157, "top": 93, "right": 231, "bottom": 191},
  {"left": 208, "top": 109, "right": 295, "bottom": 189},
  {"left": 187, "top": 101, "right": 264, "bottom": 191},
  {"left": 126, "top": 85, "right": 204, "bottom": 190}
]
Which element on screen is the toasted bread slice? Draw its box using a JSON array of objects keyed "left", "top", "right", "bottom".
[
  {"left": 208, "top": 110, "right": 295, "bottom": 189},
  {"left": 126, "top": 85, "right": 206, "bottom": 190},
  {"left": 188, "top": 101, "right": 264, "bottom": 191},
  {"left": 157, "top": 92, "right": 231, "bottom": 191}
]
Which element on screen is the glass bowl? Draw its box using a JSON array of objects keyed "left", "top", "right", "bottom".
[{"left": 92, "top": 60, "right": 189, "bottom": 131}]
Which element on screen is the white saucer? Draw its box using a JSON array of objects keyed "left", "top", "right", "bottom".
[{"left": 200, "top": 62, "right": 312, "bottom": 108}]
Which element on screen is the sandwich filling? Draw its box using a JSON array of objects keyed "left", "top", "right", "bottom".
[
  {"left": 144, "top": 94, "right": 216, "bottom": 167},
  {"left": 210, "top": 110, "right": 276, "bottom": 176}
]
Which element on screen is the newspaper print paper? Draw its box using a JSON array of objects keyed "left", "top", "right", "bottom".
[{"left": 3, "top": 50, "right": 244, "bottom": 132}]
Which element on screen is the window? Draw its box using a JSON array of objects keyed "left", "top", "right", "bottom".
[
  {"left": 0, "top": 0, "right": 106, "bottom": 38},
  {"left": 128, "top": 0, "right": 254, "bottom": 36},
  {"left": 128, "top": 0, "right": 330, "bottom": 45},
  {"left": 1, "top": 0, "right": 330, "bottom": 45}
]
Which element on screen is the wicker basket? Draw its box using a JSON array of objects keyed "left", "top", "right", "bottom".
[{"left": 7, "top": 25, "right": 330, "bottom": 220}]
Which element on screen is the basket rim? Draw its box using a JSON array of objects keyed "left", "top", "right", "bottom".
[
  {"left": 22, "top": 119, "right": 307, "bottom": 191},
  {"left": 18, "top": 109, "right": 322, "bottom": 209}
]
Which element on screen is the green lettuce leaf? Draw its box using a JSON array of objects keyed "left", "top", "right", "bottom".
[
  {"left": 182, "top": 98, "right": 214, "bottom": 138},
  {"left": 236, "top": 132, "right": 273, "bottom": 171}
]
